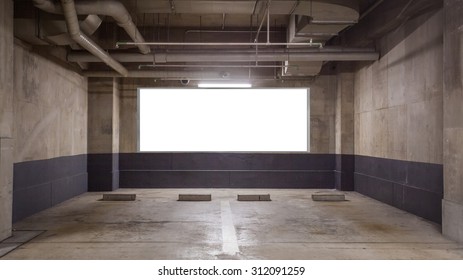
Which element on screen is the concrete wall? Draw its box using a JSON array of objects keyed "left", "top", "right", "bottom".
[
  {"left": 119, "top": 77, "right": 336, "bottom": 154},
  {"left": 353, "top": 10, "right": 444, "bottom": 223},
  {"left": 0, "top": 0, "right": 14, "bottom": 241},
  {"left": 442, "top": 0, "right": 463, "bottom": 243},
  {"left": 88, "top": 78, "right": 119, "bottom": 154},
  {"left": 309, "top": 76, "right": 337, "bottom": 154},
  {"left": 109, "top": 77, "right": 338, "bottom": 189},
  {"left": 355, "top": 11, "right": 443, "bottom": 163},
  {"left": 12, "top": 43, "right": 88, "bottom": 222},
  {"left": 14, "top": 44, "right": 87, "bottom": 163}
]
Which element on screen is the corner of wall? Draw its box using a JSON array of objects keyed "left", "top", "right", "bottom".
[
  {"left": 443, "top": 199, "right": 463, "bottom": 242},
  {"left": 0, "top": 0, "right": 14, "bottom": 241}
]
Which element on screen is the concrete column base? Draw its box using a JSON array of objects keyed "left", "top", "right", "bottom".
[
  {"left": 0, "top": 138, "right": 13, "bottom": 241},
  {"left": 442, "top": 199, "right": 463, "bottom": 243}
]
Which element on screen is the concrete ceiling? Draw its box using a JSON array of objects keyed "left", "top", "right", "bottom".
[{"left": 12, "top": 0, "right": 392, "bottom": 80}]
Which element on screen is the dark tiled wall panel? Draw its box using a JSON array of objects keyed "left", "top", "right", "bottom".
[
  {"left": 87, "top": 154, "right": 119, "bottom": 191},
  {"left": 119, "top": 153, "right": 335, "bottom": 189},
  {"left": 120, "top": 170, "right": 334, "bottom": 188},
  {"left": 13, "top": 155, "right": 88, "bottom": 222},
  {"left": 12, "top": 152, "right": 443, "bottom": 225},
  {"left": 229, "top": 171, "right": 333, "bottom": 188},
  {"left": 119, "top": 153, "right": 335, "bottom": 171},
  {"left": 354, "top": 155, "right": 443, "bottom": 224},
  {"left": 335, "top": 154, "right": 355, "bottom": 191}
]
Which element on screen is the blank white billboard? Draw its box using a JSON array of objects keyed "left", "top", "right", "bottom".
[{"left": 138, "top": 88, "right": 309, "bottom": 152}]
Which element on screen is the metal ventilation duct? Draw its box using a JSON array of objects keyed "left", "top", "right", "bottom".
[
  {"left": 33, "top": 0, "right": 150, "bottom": 54},
  {"left": 68, "top": 48, "right": 379, "bottom": 63},
  {"left": 59, "top": 0, "right": 128, "bottom": 76}
]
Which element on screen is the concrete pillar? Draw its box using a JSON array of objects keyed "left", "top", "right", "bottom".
[
  {"left": 443, "top": 0, "right": 463, "bottom": 242},
  {"left": 87, "top": 78, "right": 120, "bottom": 191},
  {"left": 335, "top": 65, "right": 355, "bottom": 191},
  {"left": 0, "top": 0, "right": 14, "bottom": 241}
]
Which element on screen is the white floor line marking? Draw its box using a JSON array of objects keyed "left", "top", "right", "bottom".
[{"left": 221, "top": 200, "right": 240, "bottom": 255}]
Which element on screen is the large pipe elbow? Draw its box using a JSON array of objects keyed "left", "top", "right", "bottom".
[
  {"left": 71, "top": 0, "right": 151, "bottom": 54},
  {"left": 33, "top": 0, "right": 150, "bottom": 54},
  {"left": 59, "top": 0, "right": 128, "bottom": 76}
]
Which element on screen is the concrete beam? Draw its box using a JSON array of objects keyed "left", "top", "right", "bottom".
[{"left": 338, "top": 0, "right": 442, "bottom": 47}]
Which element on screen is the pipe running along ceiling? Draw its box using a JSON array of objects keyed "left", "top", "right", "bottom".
[{"left": 20, "top": 0, "right": 382, "bottom": 79}]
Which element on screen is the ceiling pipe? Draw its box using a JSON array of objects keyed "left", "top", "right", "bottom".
[
  {"left": 254, "top": 0, "right": 271, "bottom": 43},
  {"left": 68, "top": 49, "right": 379, "bottom": 63},
  {"left": 295, "top": 32, "right": 338, "bottom": 37},
  {"left": 185, "top": 30, "right": 281, "bottom": 34},
  {"left": 44, "top": 14, "right": 103, "bottom": 45},
  {"left": 33, "top": 0, "right": 150, "bottom": 54},
  {"left": 59, "top": 0, "right": 128, "bottom": 76},
  {"left": 267, "top": 0, "right": 270, "bottom": 43},
  {"left": 138, "top": 64, "right": 290, "bottom": 69},
  {"left": 310, "top": 20, "right": 358, "bottom": 25},
  {"left": 252, "top": 0, "right": 259, "bottom": 15},
  {"left": 116, "top": 41, "right": 324, "bottom": 48},
  {"left": 82, "top": 70, "right": 280, "bottom": 80},
  {"left": 83, "top": 70, "right": 240, "bottom": 79}
]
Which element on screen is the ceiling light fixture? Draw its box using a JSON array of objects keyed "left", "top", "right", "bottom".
[{"left": 197, "top": 83, "right": 252, "bottom": 88}]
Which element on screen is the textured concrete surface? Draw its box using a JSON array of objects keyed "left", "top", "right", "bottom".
[
  {"left": 0, "top": 0, "right": 14, "bottom": 242},
  {"left": 443, "top": 0, "right": 463, "bottom": 243},
  {"left": 119, "top": 77, "right": 336, "bottom": 154},
  {"left": 354, "top": 10, "right": 443, "bottom": 164},
  {"left": 0, "top": 139, "right": 13, "bottom": 241},
  {"left": 335, "top": 69, "right": 354, "bottom": 155},
  {"left": 0, "top": 0, "right": 13, "bottom": 137},
  {"left": 13, "top": 44, "right": 87, "bottom": 163},
  {"left": 309, "top": 76, "right": 337, "bottom": 154},
  {"left": 352, "top": 10, "right": 444, "bottom": 223},
  {"left": 88, "top": 78, "right": 120, "bottom": 154},
  {"left": 88, "top": 78, "right": 120, "bottom": 191},
  {"left": 334, "top": 67, "right": 355, "bottom": 191},
  {"left": 0, "top": 230, "right": 44, "bottom": 257},
  {"left": 2, "top": 189, "right": 462, "bottom": 260},
  {"left": 443, "top": 199, "right": 463, "bottom": 242},
  {"left": 0, "top": 0, "right": 14, "bottom": 138}
]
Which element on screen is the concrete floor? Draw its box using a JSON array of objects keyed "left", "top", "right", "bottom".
[{"left": 2, "top": 189, "right": 463, "bottom": 260}]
